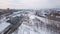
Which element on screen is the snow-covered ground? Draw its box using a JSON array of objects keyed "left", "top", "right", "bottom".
[
  {"left": 0, "top": 10, "right": 60, "bottom": 34},
  {"left": 0, "top": 22, "right": 10, "bottom": 33},
  {"left": 17, "top": 14, "right": 60, "bottom": 34}
]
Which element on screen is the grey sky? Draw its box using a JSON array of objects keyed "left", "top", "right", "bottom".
[{"left": 0, "top": 0, "right": 60, "bottom": 9}]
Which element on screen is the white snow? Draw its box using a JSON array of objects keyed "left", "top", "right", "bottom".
[
  {"left": 0, "top": 11, "right": 60, "bottom": 34},
  {"left": 28, "top": 14, "right": 35, "bottom": 20},
  {"left": 0, "top": 22, "right": 10, "bottom": 32}
]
